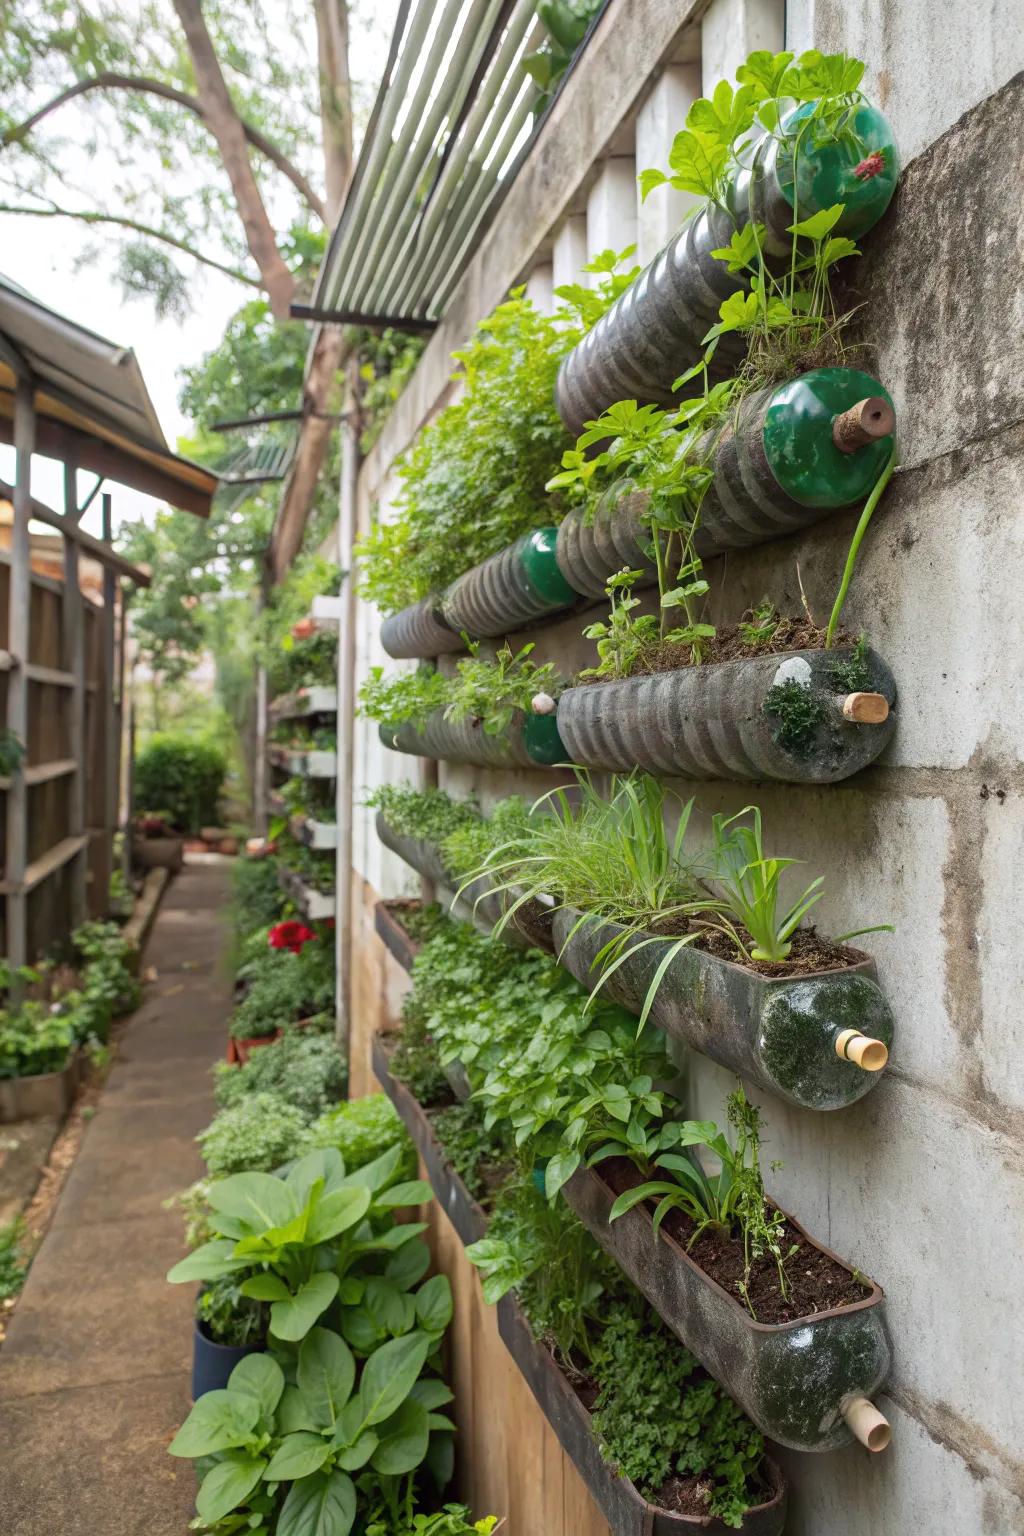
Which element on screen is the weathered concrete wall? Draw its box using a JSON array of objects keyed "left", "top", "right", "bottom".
[{"left": 343, "top": 6, "right": 1024, "bottom": 1529}]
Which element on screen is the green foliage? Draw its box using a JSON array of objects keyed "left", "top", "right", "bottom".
[
  {"left": 0, "top": 970, "right": 75, "bottom": 1078},
  {"left": 591, "top": 1310, "right": 764, "bottom": 1526},
  {"left": 707, "top": 806, "right": 824, "bottom": 963},
  {"left": 230, "top": 855, "right": 288, "bottom": 947},
  {"left": 353, "top": 328, "right": 429, "bottom": 455},
  {"left": 431, "top": 1101, "right": 511, "bottom": 1207},
  {"left": 0, "top": 728, "right": 25, "bottom": 776},
  {"left": 303, "top": 1095, "right": 416, "bottom": 1182},
  {"left": 197, "top": 1093, "right": 310, "bottom": 1176},
  {"left": 355, "top": 277, "right": 626, "bottom": 614},
  {"left": 379, "top": 1507, "right": 498, "bottom": 1536},
  {"left": 135, "top": 734, "right": 226, "bottom": 834},
  {"left": 167, "top": 1148, "right": 451, "bottom": 1531},
  {"left": 763, "top": 678, "right": 826, "bottom": 751},
  {"left": 363, "top": 785, "right": 478, "bottom": 848},
  {"left": 738, "top": 599, "right": 782, "bottom": 650},
  {"left": 196, "top": 1274, "right": 268, "bottom": 1348},
  {"left": 443, "top": 643, "right": 563, "bottom": 737},
  {"left": 0, "top": 1217, "right": 28, "bottom": 1300},
  {"left": 214, "top": 1029, "right": 346, "bottom": 1119},
  {"left": 441, "top": 797, "right": 533, "bottom": 882},
  {"left": 522, "top": 0, "right": 605, "bottom": 108},
  {"left": 388, "top": 992, "right": 453, "bottom": 1110},
  {"left": 827, "top": 633, "right": 871, "bottom": 691},
  {"left": 358, "top": 666, "right": 450, "bottom": 734},
  {"left": 579, "top": 567, "right": 661, "bottom": 680},
  {"left": 231, "top": 929, "right": 334, "bottom": 1039}
]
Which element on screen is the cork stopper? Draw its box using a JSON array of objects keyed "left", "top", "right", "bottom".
[
  {"left": 832, "top": 396, "right": 896, "bottom": 453},
  {"left": 840, "top": 692, "right": 890, "bottom": 724},
  {"left": 842, "top": 1395, "right": 891, "bottom": 1452},
  {"left": 835, "top": 1029, "right": 889, "bottom": 1072}
]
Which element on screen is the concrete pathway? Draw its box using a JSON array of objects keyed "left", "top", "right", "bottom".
[{"left": 0, "top": 858, "right": 232, "bottom": 1535}]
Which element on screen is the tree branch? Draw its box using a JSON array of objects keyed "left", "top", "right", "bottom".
[
  {"left": 1, "top": 71, "right": 328, "bottom": 224},
  {"left": 0, "top": 202, "right": 261, "bottom": 287},
  {"left": 173, "top": 0, "right": 295, "bottom": 319}
]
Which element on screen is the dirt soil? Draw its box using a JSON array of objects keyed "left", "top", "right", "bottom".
[
  {"left": 643, "top": 916, "right": 865, "bottom": 978},
  {"left": 602, "top": 1157, "right": 869, "bottom": 1325},
  {"left": 576, "top": 616, "right": 856, "bottom": 684}
]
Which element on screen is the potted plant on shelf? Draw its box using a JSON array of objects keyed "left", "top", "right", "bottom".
[
  {"left": 130, "top": 810, "right": 185, "bottom": 872},
  {"left": 0, "top": 974, "right": 78, "bottom": 1122}
]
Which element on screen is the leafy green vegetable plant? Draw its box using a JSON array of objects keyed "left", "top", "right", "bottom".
[
  {"left": 443, "top": 643, "right": 562, "bottom": 737},
  {"left": 197, "top": 1094, "right": 310, "bottom": 1177}
]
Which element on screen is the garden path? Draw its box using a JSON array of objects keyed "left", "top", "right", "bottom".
[{"left": 0, "top": 857, "right": 231, "bottom": 1534}]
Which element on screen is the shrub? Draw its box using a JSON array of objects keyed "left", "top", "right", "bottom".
[
  {"left": 213, "top": 1028, "right": 345, "bottom": 1117},
  {"left": 230, "top": 927, "right": 334, "bottom": 1039},
  {"left": 134, "top": 733, "right": 226, "bottom": 833},
  {"left": 196, "top": 1092, "right": 308, "bottom": 1176},
  {"left": 303, "top": 1092, "right": 416, "bottom": 1178},
  {"left": 230, "top": 855, "right": 287, "bottom": 944}
]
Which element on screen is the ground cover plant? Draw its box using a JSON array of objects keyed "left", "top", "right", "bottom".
[{"left": 230, "top": 921, "right": 335, "bottom": 1041}]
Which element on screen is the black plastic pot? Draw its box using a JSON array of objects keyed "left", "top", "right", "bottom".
[
  {"left": 380, "top": 597, "right": 463, "bottom": 660},
  {"left": 551, "top": 908, "right": 894, "bottom": 1112},
  {"left": 191, "top": 1320, "right": 264, "bottom": 1399},
  {"left": 556, "top": 646, "right": 897, "bottom": 783},
  {"left": 563, "top": 1162, "right": 891, "bottom": 1454},
  {"left": 372, "top": 1034, "right": 789, "bottom": 1529}
]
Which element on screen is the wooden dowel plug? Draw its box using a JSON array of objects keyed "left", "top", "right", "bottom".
[
  {"left": 832, "top": 396, "right": 896, "bottom": 453},
  {"left": 835, "top": 1029, "right": 889, "bottom": 1072},
  {"left": 840, "top": 691, "right": 890, "bottom": 724},
  {"left": 842, "top": 1395, "right": 891, "bottom": 1452}
]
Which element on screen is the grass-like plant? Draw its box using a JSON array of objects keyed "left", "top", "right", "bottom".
[{"left": 706, "top": 806, "right": 825, "bottom": 963}]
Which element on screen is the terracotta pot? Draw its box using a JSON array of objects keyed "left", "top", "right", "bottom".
[{"left": 229, "top": 1032, "right": 281, "bottom": 1066}]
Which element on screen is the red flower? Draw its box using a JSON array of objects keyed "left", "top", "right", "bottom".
[
  {"left": 853, "top": 150, "right": 886, "bottom": 181},
  {"left": 268, "top": 920, "right": 317, "bottom": 954}
]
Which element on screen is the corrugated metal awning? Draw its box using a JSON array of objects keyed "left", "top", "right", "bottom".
[
  {"left": 0, "top": 273, "right": 217, "bottom": 517},
  {"left": 310, "top": 0, "right": 609, "bottom": 328}
]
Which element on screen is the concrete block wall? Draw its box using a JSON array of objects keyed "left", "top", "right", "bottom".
[{"left": 345, "top": 2, "right": 1024, "bottom": 1528}]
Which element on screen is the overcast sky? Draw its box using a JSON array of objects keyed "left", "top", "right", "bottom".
[{"left": 0, "top": 0, "right": 398, "bottom": 539}]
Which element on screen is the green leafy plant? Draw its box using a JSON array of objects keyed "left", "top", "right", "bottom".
[
  {"left": 0, "top": 728, "right": 25, "bottom": 776},
  {"left": 196, "top": 1274, "right": 268, "bottom": 1348},
  {"left": 522, "top": 0, "right": 605, "bottom": 110},
  {"left": 302, "top": 1095, "right": 416, "bottom": 1181},
  {"left": 355, "top": 270, "right": 634, "bottom": 615},
  {"left": 197, "top": 1093, "right": 310, "bottom": 1177},
  {"left": 0, "top": 1216, "right": 28, "bottom": 1300},
  {"left": 380, "top": 1506, "right": 499, "bottom": 1536},
  {"left": 444, "top": 643, "right": 563, "bottom": 737},
  {"left": 231, "top": 929, "right": 335, "bottom": 1040},
  {"left": 706, "top": 806, "right": 824, "bottom": 963},
  {"left": 608, "top": 1088, "right": 796, "bottom": 1318},
  {"left": 579, "top": 568, "right": 660, "bottom": 680},
  {"left": 738, "top": 599, "right": 782, "bottom": 650},
  {"left": 214, "top": 1030, "right": 346, "bottom": 1119},
  {"left": 358, "top": 666, "right": 450, "bottom": 734},
  {"left": 431, "top": 1101, "right": 512, "bottom": 1208},
  {"left": 134, "top": 733, "right": 227, "bottom": 834},
  {"left": 364, "top": 786, "right": 478, "bottom": 849},
  {"left": 0, "top": 992, "right": 75, "bottom": 1079}
]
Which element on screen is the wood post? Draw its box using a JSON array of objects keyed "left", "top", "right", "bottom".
[
  {"left": 6, "top": 376, "right": 34, "bottom": 969},
  {"left": 842, "top": 1394, "right": 891, "bottom": 1451},
  {"left": 62, "top": 456, "right": 88, "bottom": 928},
  {"left": 835, "top": 1029, "right": 889, "bottom": 1071},
  {"left": 832, "top": 396, "right": 896, "bottom": 453}
]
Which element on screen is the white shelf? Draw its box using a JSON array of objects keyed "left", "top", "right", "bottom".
[
  {"left": 270, "top": 685, "right": 338, "bottom": 721},
  {"left": 268, "top": 746, "right": 338, "bottom": 779},
  {"left": 278, "top": 867, "right": 335, "bottom": 921},
  {"left": 291, "top": 813, "right": 338, "bottom": 851}
]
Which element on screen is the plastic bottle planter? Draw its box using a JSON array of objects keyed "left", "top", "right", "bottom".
[
  {"left": 564, "top": 1162, "right": 892, "bottom": 1455},
  {"left": 551, "top": 908, "right": 893, "bottom": 1111},
  {"left": 555, "top": 368, "right": 897, "bottom": 598},
  {"left": 441, "top": 528, "right": 579, "bottom": 639},
  {"left": 380, "top": 370, "right": 896, "bottom": 660},
  {"left": 374, "top": 814, "right": 554, "bottom": 952},
  {"left": 379, "top": 709, "right": 567, "bottom": 770},
  {"left": 380, "top": 597, "right": 464, "bottom": 660},
  {"left": 497, "top": 1297, "right": 787, "bottom": 1536},
  {"left": 371, "top": 1033, "right": 789, "bottom": 1534},
  {"left": 555, "top": 645, "right": 897, "bottom": 783},
  {"left": 555, "top": 103, "right": 899, "bottom": 436}
]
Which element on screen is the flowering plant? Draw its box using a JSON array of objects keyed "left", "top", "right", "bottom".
[{"left": 267, "top": 920, "right": 316, "bottom": 955}]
